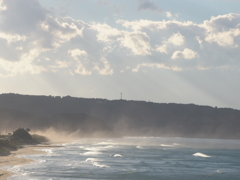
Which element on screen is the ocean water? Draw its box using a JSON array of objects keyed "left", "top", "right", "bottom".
[{"left": 6, "top": 137, "right": 240, "bottom": 180}]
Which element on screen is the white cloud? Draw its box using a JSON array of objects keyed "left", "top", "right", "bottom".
[
  {"left": 202, "top": 13, "right": 240, "bottom": 32},
  {"left": 117, "top": 19, "right": 167, "bottom": 31},
  {"left": 195, "top": 36, "right": 203, "bottom": 46},
  {"left": 167, "top": 32, "right": 185, "bottom": 46},
  {"left": 21, "top": 48, "right": 42, "bottom": 61},
  {"left": 118, "top": 31, "right": 151, "bottom": 55},
  {"left": 0, "top": 48, "right": 46, "bottom": 77},
  {"left": 67, "top": 48, "right": 93, "bottom": 75},
  {"left": 40, "top": 22, "right": 49, "bottom": 32},
  {"left": 0, "top": 0, "right": 6, "bottom": 11},
  {"left": 155, "top": 32, "right": 184, "bottom": 54},
  {"left": 171, "top": 48, "right": 198, "bottom": 60},
  {"left": 75, "top": 64, "right": 92, "bottom": 75},
  {"left": 55, "top": 60, "right": 70, "bottom": 68},
  {"left": 54, "top": 17, "right": 83, "bottom": 41},
  {"left": 156, "top": 44, "right": 167, "bottom": 54},
  {"left": 0, "top": 31, "right": 27, "bottom": 43},
  {"left": 0, "top": 59, "right": 45, "bottom": 77},
  {"left": 132, "top": 63, "right": 182, "bottom": 72},
  {"left": 117, "top": 19, "right": 195, "bottom": 32},
  {"left": 68, "top": 49, "right": 88, "bottom": 60},
  {"left": 205, "top": 28, "right": 240, "bottom": 47},
  {"left": 16, "top": 46, "right": 23, "bottom": 50},
  {"left": 165, "top": 11, "right": 172, "bottom": 18},
  {"left": 91, "top": 23, "right": 121, "bottom": 42},
  {"left": 94, "top": 58, "right": 113, "bottom": 75}
]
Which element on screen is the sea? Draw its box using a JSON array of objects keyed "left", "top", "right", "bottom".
[{"left": 5, "top": 137, "right": 240, "bottom": 180}]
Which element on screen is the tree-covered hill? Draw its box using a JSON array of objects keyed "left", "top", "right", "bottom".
[{"left": 0, "top": 93, "right": 240, "bottom": 139}]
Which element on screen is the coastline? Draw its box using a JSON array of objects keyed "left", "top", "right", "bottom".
[{"left": 0, "top": 144, "right": 60, "bottom": 180}]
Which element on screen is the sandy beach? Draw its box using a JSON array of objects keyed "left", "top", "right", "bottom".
[{"left": 0, "top": 144, "right": 59, "bottom": 180}]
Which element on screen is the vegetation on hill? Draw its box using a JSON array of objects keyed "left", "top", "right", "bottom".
[
  {"left": 11, "top": 128, "right": 38, "bottom": 144},
  {"left": 0, "top": 93, "right": 240, "bottom": 139}
]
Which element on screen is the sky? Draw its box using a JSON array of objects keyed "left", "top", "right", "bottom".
[{"left": 0, "top": 0, "right": 240, "bottom": 109}]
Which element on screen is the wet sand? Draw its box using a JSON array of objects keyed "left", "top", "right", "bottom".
[{"left": 0, "top": 144, "right": 60, "bottom": 180}]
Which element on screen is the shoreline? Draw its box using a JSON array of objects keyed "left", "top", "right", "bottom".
[{"left": 0, "top": 144, "right": 61, "bottom": 180}]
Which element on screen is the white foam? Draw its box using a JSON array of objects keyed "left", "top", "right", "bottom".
[
  {"left": 114, "top": 154, "right": 122, "bottom": 157},
  {"left": 92, "top": 162, "right": 109, "bottom": 168},
  {"left": 41, "top": 149, "right": 53, "bottom": 154},
  {"left": 7, "top": 165, "right": 22, "bottom": 173},
  {"left": 85, "top": 158, "right": 101, "bottom": 162},
  {"left": 82, "top": 151, "right": 102, "bottom": 155},
  {"left": 193, "top": 152, "right": 211, "bottom": 158},
  {"left": 82, "top": 145, "right": 115, "bottom": 156},
  {"left": 20, "top": 172, "right": 29, "bottom": 176},
  {"left": 39, "top": 159, "right": 46, "bottom": 163},
  {"left": 85, "top": 158, "right": 107, "bottom": 169},
  {"left": 136, "top": 146, "right": 143, "bottom": 149},
  {"left": 102, "top": 145, "right": 115, "bottom": 149},
  {"left": 173, "top": 143, "right": 180, "bottom": 146},
  {"left": 217, "top": 170, "right": 223, "bottom": 173},
  {"left": 97, "top": 142, "right": 116, "bottom": 145},
  {"left": 160, "top": 144, "right": 174, "bottom": 147},
  {"left": 84, "top": 147, "right": 98, "bottom": 151},
  {"left": 84, "top": 145, "right": 114, "bottom": 151}
]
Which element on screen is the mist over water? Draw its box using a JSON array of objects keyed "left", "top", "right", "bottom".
[{"left": 6, "top": 137, "right": 240, "bottom": 180}]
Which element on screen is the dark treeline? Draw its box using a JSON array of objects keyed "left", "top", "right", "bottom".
[
  {"left": 0, "top": 93, "right": 240, "bottom": 139},
  {"left": 0, "top": 128, "right": 48, "bottom": 155}
]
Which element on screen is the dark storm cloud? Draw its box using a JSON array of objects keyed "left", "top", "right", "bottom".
[
  {"left": 138, "top": 0, "right": 161, "bottom": 13},
  {"left": 0, "top": 0, "right": 48, "bottom": 35}
]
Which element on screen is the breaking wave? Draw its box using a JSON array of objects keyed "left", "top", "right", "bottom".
[
  {"left": 193, "top": 152, "right": 211, "bottom": 158},
  {"left": 114, "top": 154, "right": 122, "bottom": 157}
]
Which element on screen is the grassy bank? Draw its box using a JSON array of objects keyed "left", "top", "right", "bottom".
[{"left": 0, "top": 140, "right": 18, "bottom": 156}]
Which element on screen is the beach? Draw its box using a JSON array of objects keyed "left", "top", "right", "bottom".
[{"left": 0, "top": 144, "right": 57, "bottom": 180}]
